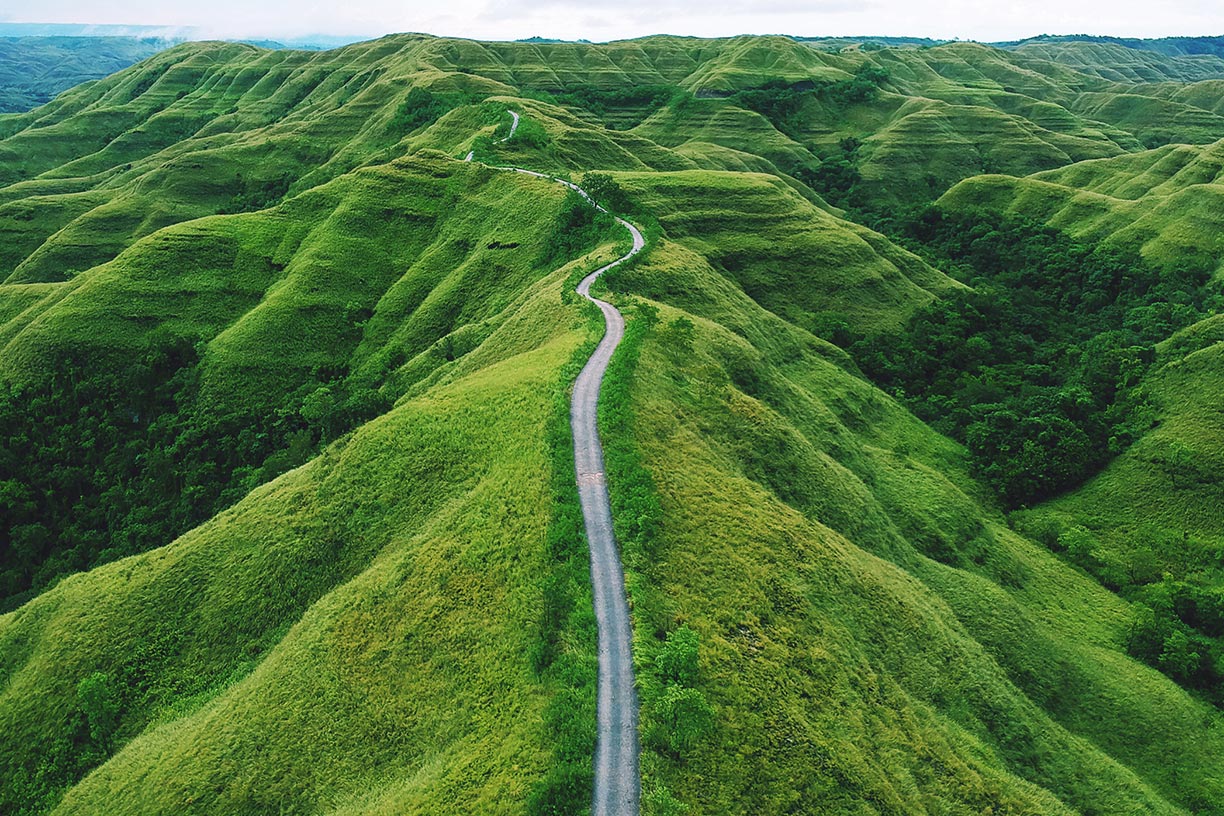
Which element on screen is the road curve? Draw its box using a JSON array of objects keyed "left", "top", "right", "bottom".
[
  {"left": 472, "top": 114, "right": 644, "bottom": 814},
  {"left": 500, "top": 109, "right": 521, "bottom": 142}
]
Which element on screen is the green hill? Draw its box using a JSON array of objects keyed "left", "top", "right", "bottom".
[
  {"left": 1008, "top": 40, "right": 1224, "bottom": 83},
  {"left": 938, "top": 139, "right": 1224, "bottom": 271},
  {"left": 2, "top": 32, "right": 1224, "bottom": 815},
  {"left": 0, "top": 37, "right": 170, "bottom": 113}
]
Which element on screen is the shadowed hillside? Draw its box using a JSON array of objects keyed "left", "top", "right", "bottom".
[{"left": 0, "top": 37, "right": 170, "bottom": 113}]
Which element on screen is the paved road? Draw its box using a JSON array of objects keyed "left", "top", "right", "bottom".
[
  {"left": 570, "top": 198, "right": 644, "bottom": 816},
  {"left": 500, "top": 109, "right": 520, "bottom": 142},
  {"left": 472, "top": 113, "right": 644, "bottom": 814}
]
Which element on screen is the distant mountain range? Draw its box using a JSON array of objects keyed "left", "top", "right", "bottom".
[
  {"left": 0, "top": 22, "right": 370, "bottom": 50},
  {"left": 995, "top": 32, "right": 1224, "bottom": 57},
  {"left": 0, "top": 37, "right": 167, "bottom": 112},
  {"left": 0, "top": 25, "right": 376, "bottom": 113},
  {"left": 3, "top": 24, "right": 1224, "bottom": 115},
  {"left": 801, "top": 32, "right": 1224, "bottom": 55}
]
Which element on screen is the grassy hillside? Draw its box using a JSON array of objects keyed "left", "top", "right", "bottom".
[
  {"left": 938, "top": 139, "right": 1224, "bottom": 272},
  {"left": 935, "top": 115, "right": 1224, "bottom": 735},
  {"left": 1001, "top": 34, "right": 1224, "bottom": 61},
  {"left": 0, "top": 37, "right": 169, "bottom": 113},
  {"left": 1009, "top": 40, "right": 1224, "bottom": 83},
  {"left": 2, "top": 32, "right": 1224, "bottom": 815},
  {"left": 0, "top": 150, "right": 623, "bottom": 811},
  {"left": 597, "top": 169, "right": 1224, "bottom": 814}
]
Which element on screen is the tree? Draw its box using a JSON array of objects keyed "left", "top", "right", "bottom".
[
  {"left": 580, "top": 171, "right": 623, "bottom": 211},
  {"left": 77, "top": 672, "right": 120, "bottom": 753},
  {"left": 300, "top": 385, "right": 337, "bottom": 438},
  {"left": 1160, "top": 629, "right": 1203, "bottom": 683}
]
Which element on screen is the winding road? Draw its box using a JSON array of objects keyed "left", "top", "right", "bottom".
[
  {"left": 467, "top": 110, "right": 642, "bottom": 815},
  {"left": 570, "top": 196, "right": 644, "bottom": 816}
]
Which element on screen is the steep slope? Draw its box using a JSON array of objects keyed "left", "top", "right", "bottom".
[
  {"left": 3, "top": 253, "right": 602, "bottom": 814},
  {"left": 590, "top": 169, "right": 1224, "bottom": 814},
  {"left": 935, "top": 130, "right": 1224, "bottom": 744},
  {"left": 0, "top": 140, "right": 629, "bottom": 811},
  {"left": 939, "top": 139, "right": 1224, "bottom": 272}
]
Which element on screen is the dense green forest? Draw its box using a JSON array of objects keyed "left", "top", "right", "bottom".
[
  {"left": 849, "top": 209, "right": 1216, "bottom": 507},
  {"left": 0, "top": 339, "right": 391, "bottom": 612}
]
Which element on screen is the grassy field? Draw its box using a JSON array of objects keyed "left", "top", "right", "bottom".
[
  {"left": 2, "top": 31, "right": 1224, "bottom": 814},
  {"left": 600, "top": 182, "right": 1224, "bottom": 813}
]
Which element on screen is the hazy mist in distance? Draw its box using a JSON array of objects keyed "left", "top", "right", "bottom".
[{"left": 0, "top": 0, "right": 1221, "bottom": 43}]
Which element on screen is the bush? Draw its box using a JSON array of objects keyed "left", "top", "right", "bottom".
[
  {"left": 655, "top": 626, "right": 700, "bottom": 688},
  {"left": 643, "top": 785, "right": 691, "bottom": 815},
  {"left": 388, "top": 87, "right": 451, "bottom": 134},
  {"left": 542, "top": 83, "right": 682, "bottom": 128},
  {"left": 537, "top": 189, "right": 614, "bottom": 268},
  {"left": 216, "top": 173, "right": 293, "bottom": 214},
  {"left": 580, "top": 171, "right": 630, "bottom": 213},
  {"left": 77, "top": 672, "right": 120, "bottom": 754},
  {"left": 650, "top": 686, "right": 714, "bottom": 756}
]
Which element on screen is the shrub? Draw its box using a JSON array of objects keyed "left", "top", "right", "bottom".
[
  {"left": 655, "top": 626, "right": 700, "bottom": 688},
  {"left": 77, "top": 672, "right": 120, "bottom": 753},
  {"left": 650, "top": 685, "right": 715, "bottom": 757}
]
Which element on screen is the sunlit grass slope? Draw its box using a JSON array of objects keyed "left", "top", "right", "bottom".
[
  {"left": 0, "top": 154, "right": 620, "bottom": 811},
  {"left": 603, "top": 194, "right": 1224, "bottom": 813},
  {"left": 610, "top": 169, "right": 959, "bottom": 332},
  {"left": 939, "top": 139, "right": 1224, "bottom": 273},
  {"left": 1, "top": 283, "right": 590, "bottom": 814}
]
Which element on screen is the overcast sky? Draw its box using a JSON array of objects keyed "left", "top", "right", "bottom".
[{"left": 1, "top": 0, "right": 1222, "bottom": 43}]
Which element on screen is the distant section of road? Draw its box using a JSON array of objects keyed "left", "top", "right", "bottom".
[{"left": 501, "top": 109, "right": 520, "bottom": 141}]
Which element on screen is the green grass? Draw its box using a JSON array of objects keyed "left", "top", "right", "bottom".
[
  {"left": 939, "top": 140, "right": 1224, "bottom": 276},
  {"left": 0, "top": 165, "right": 625, "bottom": 812},
  {"left": 2, "top": 30, "right": 1224, "bottom": 815},
  {"left": 602, "top": 223, "right": 1224, "bottom": 814}
]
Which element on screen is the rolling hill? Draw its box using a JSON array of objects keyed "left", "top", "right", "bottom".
[
  {"left": 2, "top": 31, "right": 1224, "bottom": 815},
  {"left": 0, "top": 36, "right": 170, "bottom": 113}
]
